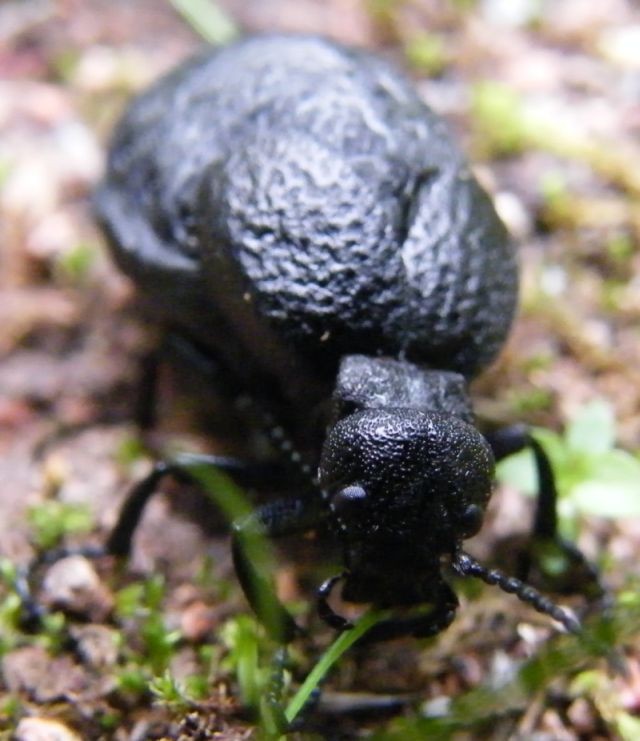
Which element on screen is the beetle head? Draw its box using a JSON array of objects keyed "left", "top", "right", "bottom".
[{"left": 319, "top": 408, "right": 494, "bottom": 601}]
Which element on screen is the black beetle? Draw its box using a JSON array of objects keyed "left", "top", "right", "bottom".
[{"left": 90, "top": 34, "right": 595, "bottom": 643}]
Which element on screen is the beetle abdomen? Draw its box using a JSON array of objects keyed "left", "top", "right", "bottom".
[{"left": 96, "top": 34, "right": 517, "bottom": 396}]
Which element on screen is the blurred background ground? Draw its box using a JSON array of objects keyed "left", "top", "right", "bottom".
[{"left": 0, "top": 1, "right": 639, "bottom": 739}]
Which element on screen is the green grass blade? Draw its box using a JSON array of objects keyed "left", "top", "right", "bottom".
[
  {"left": 285, "top": 608, "right": 386, "bottom": 725},
  {"left": 168, "top": 0, "right": 238, "bottom": 45}
]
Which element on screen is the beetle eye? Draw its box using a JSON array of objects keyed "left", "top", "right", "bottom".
[
  {"left": 331, "top": 485, "right": 368, "bottom": 518},
  {"left": 460, "top": 503, "right": 484, "bottom": 537}
]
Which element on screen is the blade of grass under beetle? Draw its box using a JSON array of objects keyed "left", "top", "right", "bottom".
[
  {"left": 191, "top": 466, "right": 389, "bottom": 724},
  {"left": 285, "top": 608, "right": 387, "bottom": 726},
  {"left": 168, "top": 0, "right": 238, "bottom": 45},
  {"left": 187, "top": 465, "right": 291, "bottom": 640}
]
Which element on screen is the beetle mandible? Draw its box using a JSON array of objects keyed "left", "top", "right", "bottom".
[{"left": 92, "top": 34, "right": 594, "bottom": 642}]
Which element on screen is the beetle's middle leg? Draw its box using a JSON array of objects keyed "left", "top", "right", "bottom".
[
  {"left": 232, "top": 495, "right": 327, "bottom": 643},
  {"left": 107, "top": 450, "right": 327, "bottom": 642},
  {"left": 366, "top": 583, "right": 459, "bottom": 643},
  {"left": 104, "top": 453, "right": 294, "bottom": 556},
  {"left": 316, "top": 575, "right": 459, "bottom": 642},
  {"left": 486, "top": 425, "right": 604, "bottom": 600}
]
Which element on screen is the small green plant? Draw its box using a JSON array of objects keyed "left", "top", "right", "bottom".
[
  {"left": 0, "top": 694, "right": 22, "bottom": 729},
  {"left": 471, "top": 82, "right": 530, "bottom": 156},
  {"left": 0, "top": 558, "right": 68, "bottom": 655},
  {"left": 116, "top": 666, "right": 150, "bottom": 697},
  {"left": 507, "top": 386, "right": 554, "bottom": 415},
  {"left": 497, "top": 400, "right": 640, "bottom": 530},
  {"left": 220, "top": 615, "right": 269, "bottom": 711},
  {"left": 471, "top": 82, "right": 640, "bottom": 195},
  {"left": 115, "top": 575, "right": 181, "bottom": 675},
  {"left": 141, "top": 611, "right": 182, "bottom": 675},
  {"left": 54, "top": 242, "right": 97, "bottom": 286},
  {"left": 115, "top": 433, "right": 149, "bottom": 469},
  {"left": 366, "top": 0, "right": 405, "bottom": 27},
  {"left": 405, "top": 33, "right": 448, "bottom": 76},
  {"left": 219, "top": 609, "right": 388, "bottom": 735},
  {"left": 149, "top": 671, "right": 199, "bottom": 712},
  {"left": 571, "top": 669, "right": 640, "bottom": 741},
  {"left": 0, "top": 560, "right": 23, "bottom": 656},
  {"left": 26, "top": 500, "right": 93, "bottom": 550}
]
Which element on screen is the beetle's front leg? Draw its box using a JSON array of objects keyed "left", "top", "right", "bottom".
[
  {"left": 364, "top": 583, "right": 459, "bottom": 643},
  {"left": 108, "top": 452, "right": 328, "bottom": 643},
  {"left": 232, "top": 495, "right": 327, "bottom": 643},
  {"left": 316, "top": 575, "right": 459, "bottom": 643},
  {"left": 18, "top": 453, "right": 302, "bottom": 629},
  {"left": 106, "top": 453, "right": 294, "bottom": 557},
  {"left": 486, "top": 425, "right": 604, "bottom": 600}
]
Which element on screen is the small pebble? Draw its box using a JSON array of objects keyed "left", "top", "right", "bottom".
[
  {"left": 42, "top": 555, "right": 113, "bottom": 622},
  {"left": 14, "top": 717, "right": 81, "bottom": 741}
]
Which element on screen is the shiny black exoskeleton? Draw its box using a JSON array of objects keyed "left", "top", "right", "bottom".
[{"left": 89, "top": 35, "right": 592, "bottom": 643}]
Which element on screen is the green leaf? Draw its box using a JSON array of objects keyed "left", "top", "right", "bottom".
[
  {"left": 530, "top": 428, "right": 568, "bottom": 467},
  {"left": 496, "top": 403, "right": 639, "bottom": 521},
  {"left": 616, "top": 712, "right": 640, "bottom": 741},
  {"left": 496, "top": 428, "right": 565, "bottom": 497},
  {"left": 566, "top": 399, "right": 616, "bottom": 456},
  {"left": 571, "top": 450, "right": 640, "bottom": 517},
  {"left": 496, "top": 448, "right": 537, "bottom": 495}
]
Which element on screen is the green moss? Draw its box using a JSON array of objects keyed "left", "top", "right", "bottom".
[
  {"left": 405, "top": 33, "right": 448, "bottom": 76},
  {"left": 606, "top": 233, "right": 635, "bottom": 264},
  {"left": 26, "top": 501, "right": 93, "bottom": 550},
  {"left": 506, "top": 386, "right": 554, "bottom": 415},
  {"left": 471, "top": 82, "right": 530, "bottom": 156}
]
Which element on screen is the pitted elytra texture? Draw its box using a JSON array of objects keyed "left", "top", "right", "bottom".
[{"left": 97, "top": 35, "right": 517, "bottom": 407}]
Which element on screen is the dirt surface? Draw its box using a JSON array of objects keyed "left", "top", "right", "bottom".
[{"left": 1, "top": 1, "right": 639, "bottom": 739}]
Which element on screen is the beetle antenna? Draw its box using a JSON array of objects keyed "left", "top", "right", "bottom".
[{"left": 453, "top": 550, "right": 580, "bottom": 634}]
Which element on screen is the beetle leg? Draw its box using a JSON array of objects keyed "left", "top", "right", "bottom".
[
  {"left": 232, "top": 495, "right": 327, "bottom": 643},
  {"left": 106, "top": 452, "right": 294, "bottom": 557},
  {"left": 486, "top": 424, "right": 557, "bottom": 538},
  {"left": 133, "top": 344, "right": 162, "bottom": 430},
  {"left": 359, "top": 583, "right": 459, "bottom": 643},
  {"left": 260, "top": 646, "right": 292, "bottom": 735},
  {"left": 22, "top": 454, "right": 322, "bottom": 641},
  {"left": 486, "top": 425, "right": 604, "bottom": 599},
  {"left": 317, "top": 572, "right": 352, "bottom": 630},
  {"left": 261, "top": 646, "right": 323, "bottom": 735},
  {"left": 316, "top": 576, "right": 458, "bottom": 642},
  {"left": 19, "top": 453, "right": 302, "bottom": 631}
]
